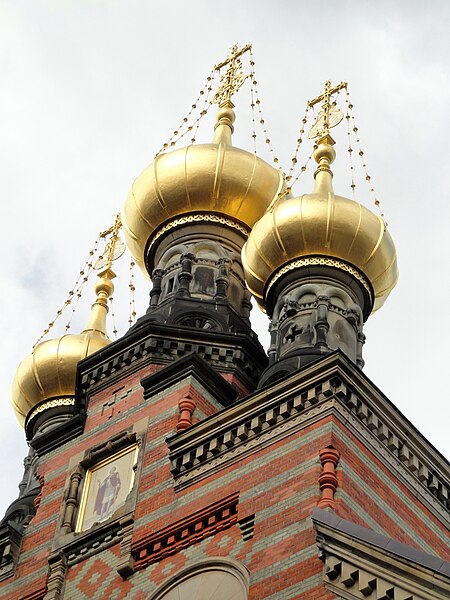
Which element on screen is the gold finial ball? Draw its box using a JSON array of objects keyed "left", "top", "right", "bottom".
[
  {"left": 215, "top": 105, "right": 236, "bottom": 126},
  {"left": 313, "top": 142, "right": 336, "bottom": 165},
  {"left": 94, "top": 277, "right": 114, "bottom": 299}
]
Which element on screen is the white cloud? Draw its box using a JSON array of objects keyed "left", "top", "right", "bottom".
[{"left": 0, "top": 0, "right": 449, "bottom": 518}]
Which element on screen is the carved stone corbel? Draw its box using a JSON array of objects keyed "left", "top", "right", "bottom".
[
  {"left": 116, "top": 515, "right": 135, "bottom": 579},
  {"left": 44, "top": 551, "right": 67, "bottom": 600}
]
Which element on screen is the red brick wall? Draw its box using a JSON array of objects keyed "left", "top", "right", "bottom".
[{"left": 1, "top": 360, "right": 447, "bottom": 599}]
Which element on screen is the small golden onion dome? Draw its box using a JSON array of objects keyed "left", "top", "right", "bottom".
[
  {"left": 122, "top": 104, "right": 285, "bottom": 275},
  {"left": 10, "top": 273, "right": 114, "bottom": 427},
  {"left": 242, "top": 135, "right": 398, "bottom": 315}
]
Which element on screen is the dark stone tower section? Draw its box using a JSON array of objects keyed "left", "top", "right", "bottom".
[
  {"left": 0, "top": 448, "right": 41, "bottom": 580},
  {"left": 259, "top": 264, "right": 370, "bottom": 387},
  {"left": 121, "top": 88, "right": 285, "bottom": 393},
  {"left": 127, "top": 219, "right": 267, "bottom": 393},
  {"left": 135, "top": 221, "right": 254, "bottom": 334}
]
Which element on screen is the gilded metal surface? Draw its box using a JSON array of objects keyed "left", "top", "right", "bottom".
[
  {"left": 150, "top": 213, "right": 250, "bottom": 247},
  {"left": 308, "top": 107, "right": 344, "bottom": 140},
  {"left": 242, "top": 138, "right": 398, "bottom": 313},
  {"left": 11, "top": 330, "right": 110, "bottom": 427},
  {"left": 95, "top": 239, "right": 125, "bottom": 270},
  {"left": 122, "top": 143, "right": 285, "bottom": 276},
  {"left": 27, "top": 397, "right": 75, "bottom": 421},
  {"left": 11, "top": 273, "right": 114, "bottom": 427},
  {"left": 213, "top": 44, "right": 251, "bottom": 107},
  {"left": 308, "top": 80, "right": 347, "bottom": 140},
  {"left": 95, "top": 213, "right": 125, "bottom": 270},
  {"left": 267, "top": 257, "right": 372, "bottom": 297}
]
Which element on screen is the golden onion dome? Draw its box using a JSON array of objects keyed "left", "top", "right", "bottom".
[
  {"left": 122, "top": 104, "right": 285, "bottom": 275},
  {"left": 10, "top": 273, "right": 114, "bottom": 427},
  {"left": 242, "top": 135, "right": 398, "bottom": 315}
]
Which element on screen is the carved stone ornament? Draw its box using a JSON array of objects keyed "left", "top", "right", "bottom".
[{"left": 0, "top": 447, "right": 41, "bottom": 581}]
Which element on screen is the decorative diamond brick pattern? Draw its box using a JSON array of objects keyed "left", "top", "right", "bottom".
[{"left": 132, "top": 493, "right": 239, "bottom": 571}]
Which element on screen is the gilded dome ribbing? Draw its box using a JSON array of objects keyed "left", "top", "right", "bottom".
[
  {"left": 121, "top": 104, "right": 285, "bottom": 276},
  {"left": 242, "top": 136, "right": 398, "bottom": 315},
  {"left": 10, "top": 274, "right": 114, "bottom": 427}
]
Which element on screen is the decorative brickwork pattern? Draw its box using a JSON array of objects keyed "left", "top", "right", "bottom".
[
  {"left": 20, "top": 587, "right": 47, "bottom": 600},
  {"left": 131, "top": 493, "right": 239, "bottom": 572},
  {"left": 77, "top": 324, "right": 266, "bottom": 404},
  {"left": 2, "top": 351, "right": 448, "bottom": 599},
  {"left": 168, "top": 353, "right": 450, "bottom": 524}
]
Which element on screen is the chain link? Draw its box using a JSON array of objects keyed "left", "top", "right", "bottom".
[
  {"left": 249, "top": 48, "right": 282, "bottom": 169},
  {"left": 32, "top": 236, "right": 101, "bottom": 350},
  {"left": 129, "top": 259, "right": 136, "bottom": 327},
  {"left": 109, "top": 296, "right": 118, "bottom": 338},
  {"left": 154, "top": 68, "right": 216, "bottom": 158},
  {"left": 345, "top": 87, "right": 386, "bottom": 226}
]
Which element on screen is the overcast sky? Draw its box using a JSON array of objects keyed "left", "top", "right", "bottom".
[{"left": 0, "top": 1, "right": 449, "bottom": 518}]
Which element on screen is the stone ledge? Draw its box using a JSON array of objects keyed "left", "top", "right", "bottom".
[
  {"left": 312, "top": 507, "right": 450, "bottom": 600},
  {"left": 75, "top": 322, "right": 268, "bottom": 408},
  {"left": 167, "top": 352, "right": 450, "bottom": 523}
]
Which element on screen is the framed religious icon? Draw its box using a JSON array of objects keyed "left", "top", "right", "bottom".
[{"left": 76, "top": 444, "right": 139, "bottom": 532}]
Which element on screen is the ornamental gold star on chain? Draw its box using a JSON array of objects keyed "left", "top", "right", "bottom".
[{"left": 212, "top": 43, "right": 251, "bottom": 107}]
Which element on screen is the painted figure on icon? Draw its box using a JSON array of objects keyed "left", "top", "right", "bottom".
[{"left": 94, "top": 466, "right": 121, "bottom": 518}]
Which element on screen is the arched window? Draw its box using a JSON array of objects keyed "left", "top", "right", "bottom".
[{"left": 149, "top": 557, "right": 249, "bottom": 600}]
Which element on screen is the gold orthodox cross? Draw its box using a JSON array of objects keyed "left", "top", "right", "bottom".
[
  {"left": 308, "top": 80, "right": 347, "bottom": 139},
  {"left": 213, "top": 43, "right": 252, "bottom": 107},
  {"left": 96, "top": 213, "right": 125, "bottom": 271}
]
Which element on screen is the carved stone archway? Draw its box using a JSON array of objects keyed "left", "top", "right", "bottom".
[{"left": 149, "top": 557, "right": 249, "bottom": 600}]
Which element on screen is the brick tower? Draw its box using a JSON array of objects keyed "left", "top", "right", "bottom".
[{"left": 1, "top": 50, "right": 449, "bottom": 600}]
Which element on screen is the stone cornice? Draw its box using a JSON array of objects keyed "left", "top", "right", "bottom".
[
  {"left": 167, "top": 352, "right": 450, "bottom": 525},
  {"left": 312, "top": 507, "right": 450, "bottom": 600},
  {"left": 75, "top": 322, "right": 267, "bottom": 410}
]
